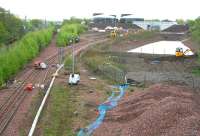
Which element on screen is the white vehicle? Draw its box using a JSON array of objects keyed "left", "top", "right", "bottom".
[
  {"left": 40, "top": 62, "right": 47, "bottom": 69},
  {"left": 34, "top": 61, "right": 47, "bottom": 69},
  {"left": 68, "top": 73, "right": 80, "bottom": 85}
]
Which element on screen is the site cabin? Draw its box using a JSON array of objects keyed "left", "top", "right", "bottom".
[{"left": 68, "top": 73, "right": 80, "bottom": 85}]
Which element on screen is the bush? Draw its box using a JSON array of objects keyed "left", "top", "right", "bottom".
[
  {"left": 56, "top": 23, "right": 86, "bottom": 47},
  {"left": 0, "top": 7, "right": 25, "bottom": 45},
  {"left": 83, "top": 50, "right": 125, "bottom": 84},
  {"left": 189, "top": 19, "right": 200, "bottom": 44},
  {"left": 0, "top": 27, "right": 54, "bottom": 86}
]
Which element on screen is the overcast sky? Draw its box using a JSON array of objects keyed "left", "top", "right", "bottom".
[{"left": 0, "top": 0, "right": 199, "bottom": 21}]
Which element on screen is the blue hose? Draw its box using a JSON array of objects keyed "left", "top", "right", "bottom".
[{"left": 77, "top": 84, "right": 128, "bottom": 136}]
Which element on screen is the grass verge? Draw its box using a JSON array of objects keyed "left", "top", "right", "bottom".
[
  {"left": 38, "top": 85, "right": 75, "bottom": 136},
  {"left": 82, "top": 49, "right": 126, "bottom": 84}
]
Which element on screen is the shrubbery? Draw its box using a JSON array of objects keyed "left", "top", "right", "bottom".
[
  {"left": 0, "top": 7, "right": 54, "bottom": 46},
  {"left": 0, "top": 7, "right": 24, "bottom": 45},
  {"left": 0, "top": 27, "right": 54, "bottom": 86},
  {"left": 83, "top": 50, "right": 125, "bottom": 84},
  {"left": 56, "top": 23, "right": 86, "bottom": 47},
  {"left": 188, "top": 18, "right": 200, "bottom": 75},
  {"left": 188, "top": 19, "right": 200, "bottom": 44}
]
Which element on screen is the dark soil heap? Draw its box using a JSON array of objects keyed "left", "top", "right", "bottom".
[
  {"left": 162, "top": 25, "right": 189, "bottom": 33},
  {"left": 94, "top": 84, "right": 200, "bottom": 136}
]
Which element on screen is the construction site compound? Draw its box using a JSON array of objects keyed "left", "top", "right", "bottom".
[{"left": 0, "top": 12, "right": 200, "bottom": 136}]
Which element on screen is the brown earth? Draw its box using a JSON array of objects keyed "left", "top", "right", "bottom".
[
  {"left": 85, "top": 33, "right": 200, "bottom": 136},
  {"left": 94, "top": 84, "right": 200, "bottom": 136},
  {"left": 111, "top": 35, "right": 163, "bottom": 52}
]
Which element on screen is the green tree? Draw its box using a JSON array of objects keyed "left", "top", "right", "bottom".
[
  {"left": 189, "top": 18, "right": 200, "bottom": 44},
  {"left": 0, "top": 7, "right": 24, "bottom": 44},
  {"left": 30, "top": 19, "right": 44, "bottom": 30},
  {"left": 176, "top": 19, "right": 185, "bottom": 25},
  {"left": 0, "top": 22, "right": 9, "bottom": 43}
]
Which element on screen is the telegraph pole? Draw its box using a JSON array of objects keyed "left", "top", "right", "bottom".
[{"left": 71, "top": 38, "right": 75, "bottom": 74}]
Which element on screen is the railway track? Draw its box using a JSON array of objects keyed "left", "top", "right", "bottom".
[
  {"left": 0, "top": 42, "right": 63, "bottom": 135},
  {"left": 0, "top": 70, "right": 38, "bottom": 135},
  {"left": 0, "top": 57, "right": 55, "bottom": 135},
  {"left": 0, "top": 33, "right": 108, "bottom": 135}
]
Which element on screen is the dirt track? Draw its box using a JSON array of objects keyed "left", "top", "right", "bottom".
[{"left": 94, "top": 84, "right": 200, "bottom": 136}]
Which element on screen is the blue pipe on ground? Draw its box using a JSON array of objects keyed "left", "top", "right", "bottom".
[{"left": 77, "top": 84, "right": 128, "bottom": 136}]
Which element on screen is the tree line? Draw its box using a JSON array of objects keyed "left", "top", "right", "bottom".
[
  {"left": 56, "top": 20, "right": 87, "bottom": 47},
  {"left": 188, "top": 18, "right": 200, "bottom": 44},
  {"left": 0, "top": 7, "right": 53, "bottom": 46},
  {"left": 0, "top": 27, "right": 54, "bottom": 86}
]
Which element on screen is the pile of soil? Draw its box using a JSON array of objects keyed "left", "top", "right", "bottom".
[
  {"left": 89, "top": 22, "right": 142, "bottom": 30},
  {"left": 94, "top": 84, "right": 200, "bottom": 136},
  {"left": 162, "top": 25, "right": 189, "bottom": 33}
]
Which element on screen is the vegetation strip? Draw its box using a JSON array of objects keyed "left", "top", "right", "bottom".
[
  {"left": 28, "top": 64, "right": 64, "bottom": 136},
  {"left": 0, "top": 27, "right": 54, "bottom": 86},
  {"left": 56, "top": 23, "right": 86, "bottom": 47}
]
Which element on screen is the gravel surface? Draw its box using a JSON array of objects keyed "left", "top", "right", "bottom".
[{"left": 94, "top": 84, "right": 200, "bottom": 136}]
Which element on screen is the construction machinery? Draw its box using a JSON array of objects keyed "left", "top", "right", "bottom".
[
  {"left": 110, "top": 30, "right": 117, "bottom": 38},
  {"left": 34, "top": 61, "right": 47, "bottom": 69},
  {"left": 175, "top": 47, "right": 192, "bottom": 57}
]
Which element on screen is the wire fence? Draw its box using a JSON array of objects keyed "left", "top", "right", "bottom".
[
  {"left": 125, "top": 57, "right": 200, "bottom": 91},
  {"left": 107, "top": 51, "right": 200, "bottom": 91},
  {"left": 98, "top": 64, "right": 126, "bottom": 84}
]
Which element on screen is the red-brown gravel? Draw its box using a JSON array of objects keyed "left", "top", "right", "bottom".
[{"left": 94, "top": 84, "right": 200, "bottom": 136}]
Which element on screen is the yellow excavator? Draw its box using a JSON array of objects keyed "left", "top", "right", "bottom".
[
  {"left": 175, "top": 47, "right": 192, "bottom": 57},
  {"left": 110, "top": 30, "right": 117, "bottom": 38}
]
